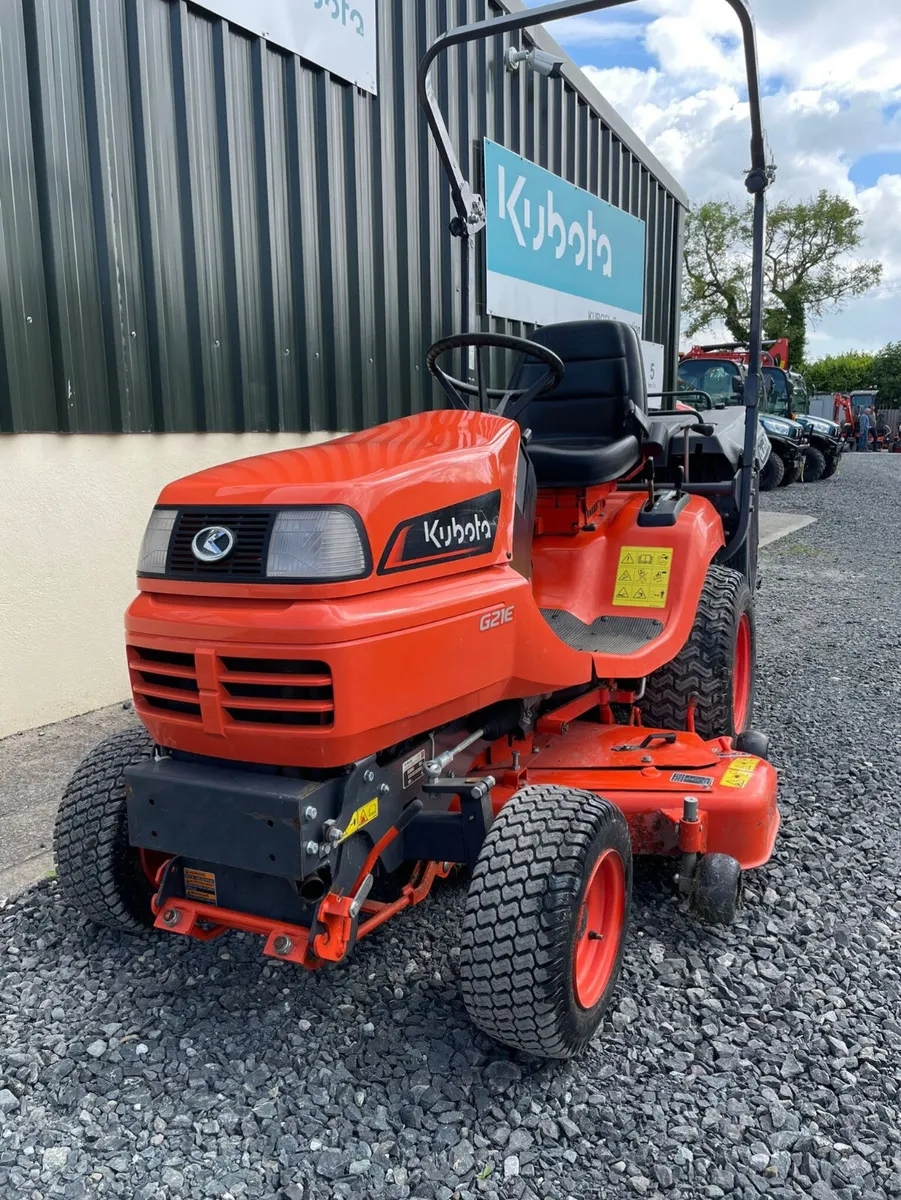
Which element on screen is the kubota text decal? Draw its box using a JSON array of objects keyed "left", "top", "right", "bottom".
[{"left": 378, "top": 491, "right": 501, "bottom": 573}]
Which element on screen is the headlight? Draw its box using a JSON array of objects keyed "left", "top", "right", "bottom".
[
  {"left": 762, "top": 418, "right": 792, "bottom": 437},
  {"left": 137, "top": 509, "right": 177, "bottom": 575},
  {"left": 266, "top": 509, "right": 369, "bottom": 580}
]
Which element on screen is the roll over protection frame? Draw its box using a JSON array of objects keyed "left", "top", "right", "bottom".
[{"left": 418, "top": 0, "right": 774, "bottom": 563}]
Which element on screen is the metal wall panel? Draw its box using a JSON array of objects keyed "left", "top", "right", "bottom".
[{"left": 0, "top": 0, "right": 688, "bottom": 434}]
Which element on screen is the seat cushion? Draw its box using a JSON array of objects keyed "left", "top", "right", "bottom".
[{"left": 527, "top": 434, "right": 642, "bottom": 488}]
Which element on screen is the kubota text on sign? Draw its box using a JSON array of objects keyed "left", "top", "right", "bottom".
[{"left": 484, "top": 139, "right": 646, "bottom": 329}]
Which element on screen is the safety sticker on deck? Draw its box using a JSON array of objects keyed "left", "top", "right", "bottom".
[
  {"left": 720, "top": 757, "right": 760, "bottom": 788},
  {"left": 671, "top": 772, "right": 714, "bottom": 789},
  {"left": 613, "top": 546, "right": 673, "bottom": 609},
  {"left": 341, "top": 798, "right": 379, "bottom": 841},
  {"left": 183, "top": 868, "right": 217, "bottom": 905}
]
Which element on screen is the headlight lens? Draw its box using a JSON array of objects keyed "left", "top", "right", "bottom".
[
  {"left": 266, "top": 509, "right": 368, "bottom": 580},
  {"left": 763, "top": 418, "right": 792, "bottom": 436},
  {"left": 137, "top": 509, "right": 177, "bottom": 574}
]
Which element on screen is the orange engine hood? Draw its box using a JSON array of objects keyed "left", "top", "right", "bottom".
[{"left": 149, "top": 410, "right": 522, "bottom": 600}]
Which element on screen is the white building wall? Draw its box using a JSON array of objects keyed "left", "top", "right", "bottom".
[{"left": 0, "top": 433, "right": 335, "bottom": 738}]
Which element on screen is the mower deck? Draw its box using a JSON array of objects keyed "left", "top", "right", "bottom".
[{"left": 479, "top": 720, "right": 779, "bottom": 869}]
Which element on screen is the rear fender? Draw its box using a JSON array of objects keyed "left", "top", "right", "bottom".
[{"left": 530, "top": 492, "right": 725, "bottom": 678}]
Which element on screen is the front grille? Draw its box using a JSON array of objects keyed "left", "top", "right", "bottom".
[
  {"left": 128, "top": 647, "right": 335, "bottom": 729},
  {"left": 167, "top": 509, "right": 274, "bottom": 578},
  {"left": 128, "top": 646, "right": 201, "bottom": 720},
  {"left": 220, "top": 657, "right": 334, "bottom": 728}
]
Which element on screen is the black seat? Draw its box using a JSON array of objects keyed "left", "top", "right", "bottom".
[{"left": 510, "top": 320, "right": 650, "bottom": 487}]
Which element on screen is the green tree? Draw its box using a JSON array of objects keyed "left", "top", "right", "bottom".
[
  {"left": 871, "top": 342, "right": 901, "bottom": 404},
  {"left": 683, "top": 191, "right": 883, "bottom": 364},
  {"left": 803, "top": 351, "right": 876, "bottom": 394}
]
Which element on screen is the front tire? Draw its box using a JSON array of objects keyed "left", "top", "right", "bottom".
[
  {"left": 459, "top": 786, "right": 632, "bottom": 1059},
  {"left": 759, "top": 450, "right": 784, "bottom": 491},
  {"left": 641, "top": 565, "right": 755, "bottom": 739},
  {"left": 53, "top": 729, "right": 157, "bottom": 933},
  {"left": 821, "top": 453, "right": 840, "bottom": 479},
  {"left": 779, "top": 453, "right": 802, "bottom": 486},
  {"left": 803, "top": 446, "right": 827, "bottom": 483}
]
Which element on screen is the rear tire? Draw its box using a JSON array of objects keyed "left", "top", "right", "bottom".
[
  {"left": 803, "top": 446, "right": 827, "bottom": 483},
  {"left": 759, "top": 450, "right": 784, "bottom": 491},
  {"left": 779, "top": 453, "right": 802, "bottom": 486},
  {"left": 459, "top": 785, "right": 632, "bottom": 1059},
  {"left": 641, "top": 565, "right": 755, "bottom": 739},
  {"left": 53, "top": 729, "right": 157, "bottom": 933}
]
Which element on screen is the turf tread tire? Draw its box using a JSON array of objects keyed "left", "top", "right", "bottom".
[
  {"left": 459, "top": 785, "right": 631, "bottom": 1059},
  {"left": 53, "top": 728, "right": 157, "bottom": 934},
  {"left": 640, "top": 565, "right": 754, "bottom": 738},
  {"left": 803, "top": 445, "right": 827, "bottom": 483}
]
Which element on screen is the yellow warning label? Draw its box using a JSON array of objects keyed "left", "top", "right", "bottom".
[
  {"left": 341, "top": 798, "right": 379, "bottom": 841},
  {"left": 183, "top": 867, "right": 217, "bottom": 904},
  {"left": 613, "top": 546, "right": 673, "bottom": 609},
  {"left": 721, "top": 756, "right": 760, "bottom": 789}
]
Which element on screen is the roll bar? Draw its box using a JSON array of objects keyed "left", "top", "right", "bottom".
[{"left": 418, "top": 0, "right": 775, "bottom": 564}]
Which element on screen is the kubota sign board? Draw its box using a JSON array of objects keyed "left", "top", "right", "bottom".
[
  {"left": 199, "top": 0, "right": 377, "bottom": 94},
  {"left": 484, "top": 139, "right": 646, "bottom": 331}
]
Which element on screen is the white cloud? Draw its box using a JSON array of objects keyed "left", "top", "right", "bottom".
[{"left": 566, "top": 0, "right": 901, "bottom": 356}]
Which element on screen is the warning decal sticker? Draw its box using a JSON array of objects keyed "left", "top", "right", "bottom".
[
  {"left": 341, "top": 798, "right": 379, "bottom": 841},
  {"left": 183, "top": 868, "right": 218, "bottom": 905},
  {"left": 721, "top": 757, "right": 760, "bottom": 789},
  {"left": 613, "top": 547, "right": 673, "bottom": 609}
]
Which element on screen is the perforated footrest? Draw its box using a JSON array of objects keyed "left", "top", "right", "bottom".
[{"left": 540, "top": 610, "right": 663, "bottom": 654}]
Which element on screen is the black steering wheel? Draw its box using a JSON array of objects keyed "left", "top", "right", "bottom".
[{"left": 426, "top": 332, "right": 565, "bottom": 421}]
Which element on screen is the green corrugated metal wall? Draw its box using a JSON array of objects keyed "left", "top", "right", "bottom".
[{"left": 0, "top": 0, "right": 688, "bottom": 434}]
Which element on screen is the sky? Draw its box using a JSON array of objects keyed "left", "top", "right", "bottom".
[{"left": 528, "top": 0, "right": 901, "bottom": 360}]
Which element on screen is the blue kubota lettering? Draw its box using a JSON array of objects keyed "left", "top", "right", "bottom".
[
  {"left": 498, "top": 167, "right": 614, "bottom": 278},
  {"left": 313, "top": 0, "right": 365, "bottom": 36}
]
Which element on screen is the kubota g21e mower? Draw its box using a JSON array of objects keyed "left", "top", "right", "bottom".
[{"left": 54, "top": 0, "right": 779, "bottom": 1059}]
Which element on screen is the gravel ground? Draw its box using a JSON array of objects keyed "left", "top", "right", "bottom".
[{"left": 2, "top": 452, "right": 900, "bottom": 1200}]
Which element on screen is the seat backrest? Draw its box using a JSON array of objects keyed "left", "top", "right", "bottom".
[{"left": 510, "top": 320, "right": 649, "bottom": 443}]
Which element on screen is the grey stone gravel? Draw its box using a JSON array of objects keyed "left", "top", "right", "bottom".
[{"left": 2, "top": 455, "right": 901, "bottom": 1200}]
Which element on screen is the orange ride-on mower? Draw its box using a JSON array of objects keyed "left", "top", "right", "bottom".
[{"left": 54, "top": 0, "right": 779, "bottom": 1059}]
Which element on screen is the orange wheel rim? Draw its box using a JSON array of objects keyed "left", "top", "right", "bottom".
[
  {"left": 573, "top": 849, "right": 626, "bottom": 1009},
  {"left": 733, "top": 613, "right": 752, "bottom": 733}
]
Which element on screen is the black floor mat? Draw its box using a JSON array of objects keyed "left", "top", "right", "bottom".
[{"left": 540, "top": 610, "right": 664, "bottom": 654}]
